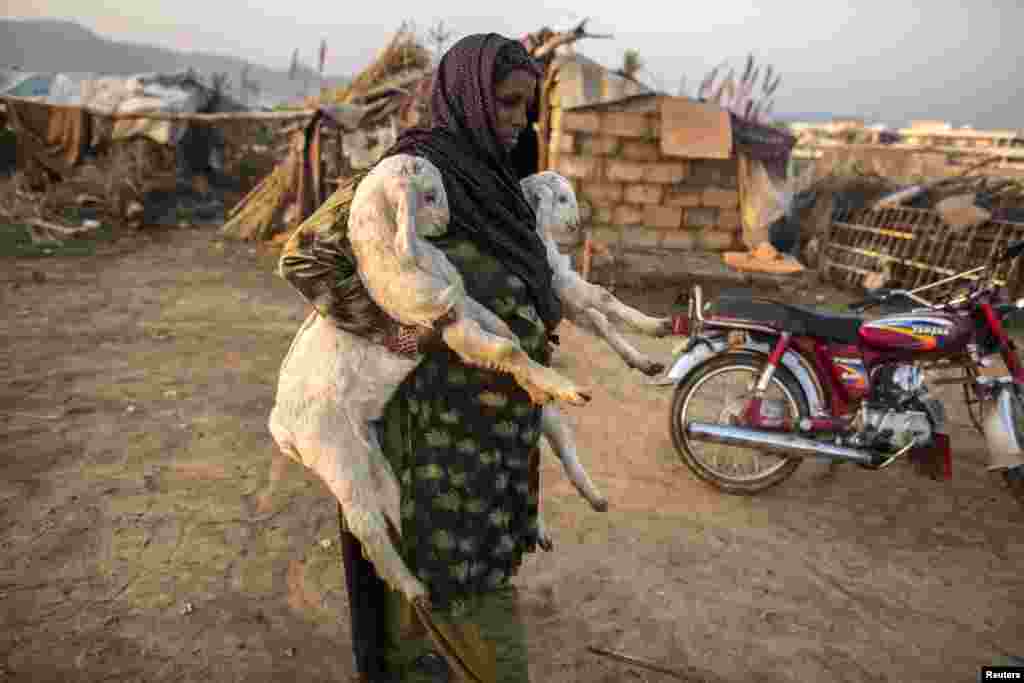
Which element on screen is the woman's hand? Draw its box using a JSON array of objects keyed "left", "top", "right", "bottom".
[{"left": 384, "top": 309, "right": 459, "bottom": 357}]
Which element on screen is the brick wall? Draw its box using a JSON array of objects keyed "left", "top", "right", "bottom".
[{"left": 548, "top": 96, "right": 743, "bottom": 284}]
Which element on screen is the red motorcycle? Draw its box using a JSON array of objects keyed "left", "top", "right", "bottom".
[{"left": 666, "top": 240, "right": 1024, "bottom": 504}]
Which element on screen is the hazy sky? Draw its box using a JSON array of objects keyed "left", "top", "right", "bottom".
[{"left": 6, "top": 0, "right": 1022, "bottom": 128}]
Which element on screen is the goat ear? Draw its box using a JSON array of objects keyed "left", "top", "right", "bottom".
[
  {"left": 535, "top": 183, "right": 555, "bottom": 209},
  {"left": 393, "top": 183, "right": 419, "bottom": 267}
]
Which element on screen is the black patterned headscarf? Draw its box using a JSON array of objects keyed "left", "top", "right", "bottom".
[{"left": 384, "top": 33, "right": 562, "bottom": 333}]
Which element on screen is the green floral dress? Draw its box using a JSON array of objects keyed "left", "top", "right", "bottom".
[{"left": 379, "top": 235, "right": 549, "bottom": 612}]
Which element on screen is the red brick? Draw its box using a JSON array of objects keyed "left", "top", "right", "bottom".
[
  {"left": 644, "top": 205, "right": 684, "bottom": 230},
  {"left": 602, "top": 112, "right": 654, "bottom": 138},
  {"left": 665, "top": 187, "right": 702, "bottom": 207},
  {"left": 621, "top": 140, "right": 661, "bottom": 162},
  {"left": 612, "top": 204, "right": 644, "bottom": 226},
  {"left": 717, "top": 208, "right": 743, "bottom": 231},
  {"left": 702, "top": 187, "right": 740, "bottom": 209},
  {"left": 646, "top": 161, "right": 689, "bottom": 184},
  {"left": 555, "top": 132, "right": 576, "bottom": 155},
  {"left": 579, "top": 135, "right": 621, "bottom": 156},
  {"left": 606, "top": 160, "right": 647, "bottom": 183},
  {"left": 582, "top": 181, "right": 624, "bottom": 203},
  {"left": 562, "top": 110, "right": 602, "bottom": 133},
  {"left": 696, "top": 229, "right": 739, "bottom": 252},
  {"left": 556, "top": 154, "right": 604, "bottom": 181},
  {"left": 624, "top": 184, "right": 664, "bottom": 205},
  {"left": 685, "top": 207, "right": 719, "bottom": 229}
]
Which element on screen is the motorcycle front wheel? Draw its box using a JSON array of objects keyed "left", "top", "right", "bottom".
[{"left": 670, "top": 353, "right": 809, "bottom": 495}]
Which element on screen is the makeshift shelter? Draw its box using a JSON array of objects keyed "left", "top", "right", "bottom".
[
  {"left": 1, "top": 69, "right": 246, "bottom": 184},
  {"left": 544, "top": 92, "right": 796, "bottom": 284},
  {"left": 220, "top": 26, "right": 431, "bottom": 240}
]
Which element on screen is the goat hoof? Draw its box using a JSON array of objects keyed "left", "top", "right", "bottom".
[{"left": 639, "top": 362, "right": 664, "bottom": 377}]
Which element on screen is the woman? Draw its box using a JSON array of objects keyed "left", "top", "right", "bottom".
[{"left": 279, "top": 33, "right": 558, "bottom": 682}]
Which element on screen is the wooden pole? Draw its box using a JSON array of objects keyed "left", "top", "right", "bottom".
[{"left": 582, "top": 235, "right": 593, "bottom": 282}]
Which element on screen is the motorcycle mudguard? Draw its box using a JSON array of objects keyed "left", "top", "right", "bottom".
[{"left": 653, "top": 334, "right": 827, "bottom": 416}]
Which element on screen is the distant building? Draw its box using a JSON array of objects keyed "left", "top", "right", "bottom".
[{"left": 907, "top": 120, "right": 952, "bottom": 132}]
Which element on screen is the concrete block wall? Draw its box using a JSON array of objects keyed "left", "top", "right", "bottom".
[{"left": 548, "top": 96, "right": 744, "bottom": 284}]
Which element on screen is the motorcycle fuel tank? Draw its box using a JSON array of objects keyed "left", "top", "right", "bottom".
[{"left": 858, "top": 313, "right": 968, "bottom": 353}]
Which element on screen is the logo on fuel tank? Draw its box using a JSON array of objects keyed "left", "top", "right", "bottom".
[{"left": 872, "top": 317, "right": 952, "bottom": 337}]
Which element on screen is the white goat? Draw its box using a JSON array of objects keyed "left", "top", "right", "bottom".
[
  {"left": 268, "top": 155, "right": 605, "bottom": 608},
  {"left": 520, "top": 171, "right": 674, "bottom": 375}
]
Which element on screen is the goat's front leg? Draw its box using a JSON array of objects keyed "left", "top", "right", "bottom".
[
  {"left": 576, "top": 307, "right": 665, "bottom": 376},
  {"left": 441, "top": 316, "right": 590, "bottom": 406},
  {"left": 540, "top": 404, "right": 608, "bottom": 511},
  {"left": 558, "top": 271, "right": 672, "bottom": 337},
  {"left": 602, "top": 294, "right": 673, "bottom": 337}
]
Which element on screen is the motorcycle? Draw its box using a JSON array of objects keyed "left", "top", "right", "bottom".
[{"left": 664, "top": 239, "right": 1024, "bottom": 504}]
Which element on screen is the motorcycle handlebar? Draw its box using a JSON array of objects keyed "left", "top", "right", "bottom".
[
  {"left": 848, "top": 288, "right": 893, "bottom": 312},
  {"left": 848, "top": 288, "right": 921, "bottom": 313}
]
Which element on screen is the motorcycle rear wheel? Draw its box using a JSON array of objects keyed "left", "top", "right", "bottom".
[{"left": 670, "top": 353, "right": 809, "bottom": 495}]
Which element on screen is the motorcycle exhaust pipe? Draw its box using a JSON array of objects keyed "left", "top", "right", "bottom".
[{"left": 685, "top": 422, "right": 876, "bottom": 466}]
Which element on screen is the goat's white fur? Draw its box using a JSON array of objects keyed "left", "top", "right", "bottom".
[{"left": 268, "top": 156, "right": 605, "bottom": 607}]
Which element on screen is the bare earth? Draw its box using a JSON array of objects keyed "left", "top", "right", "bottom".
[{"left": 1, "top": 225, "right": 1021, "bottom": 683}]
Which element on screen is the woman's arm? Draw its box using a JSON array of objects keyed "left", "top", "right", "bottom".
[{"left": 277, "top": 173, "right": 443, "bottom": 357}]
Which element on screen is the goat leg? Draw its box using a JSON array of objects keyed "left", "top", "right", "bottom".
[
  {"left": 441, "top": 316, "right": 590, "bottom": 406},
  {"left": 578, "top": 307, "right": 664, "bottom": 377},
  {"left": 564, "top": 274, "right": 671, "bottom": 337},
  {"left": 290, "top": 422, "right": 429, "bottom": 608},
  {"left": 540, "top": 404, "right": 608, "bottom": 511}
]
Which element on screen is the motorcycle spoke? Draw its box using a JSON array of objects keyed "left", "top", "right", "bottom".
[{"left": 680, "top": 367, "right": 795, "bottom": 482}]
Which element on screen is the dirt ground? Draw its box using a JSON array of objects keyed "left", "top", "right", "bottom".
[{"left": 1, "top": 224, "right": 1021, "bottom": 683}]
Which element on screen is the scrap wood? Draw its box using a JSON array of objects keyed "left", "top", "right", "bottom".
[
  {"left": 587, "top": 646, "right": 709, "bottom": 682},
  {"left": 872, "top": 155, "right": 1004, "bottom": 209},
  {"left": 935, "top": 193, "right": 992, "bottom": 230},
  {"left": 25, "top": 218, "right": 99, "bottom": 243},
  {"left": 529, "top": 18, "right": 613, "bottom": 62}
]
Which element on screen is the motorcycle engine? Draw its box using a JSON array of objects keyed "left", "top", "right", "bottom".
[{"left": 859, "top": 364, "right": 944, "bottom": 450}]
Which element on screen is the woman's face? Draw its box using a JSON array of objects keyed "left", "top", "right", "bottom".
[{"left": 494, "top": 69, "right": 537, "bottom": 152}]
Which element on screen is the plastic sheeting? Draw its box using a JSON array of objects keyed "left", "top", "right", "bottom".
[
  {"left": 738, "top": 154, "right": 788, "bottom": 250},
  {"left": 1, "top": 69, "right": 229, "bottom": 146}
]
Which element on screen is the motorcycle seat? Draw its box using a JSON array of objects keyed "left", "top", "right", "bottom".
[{"left": 708, "top": 294, "right": 865, "bottom": 344}]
